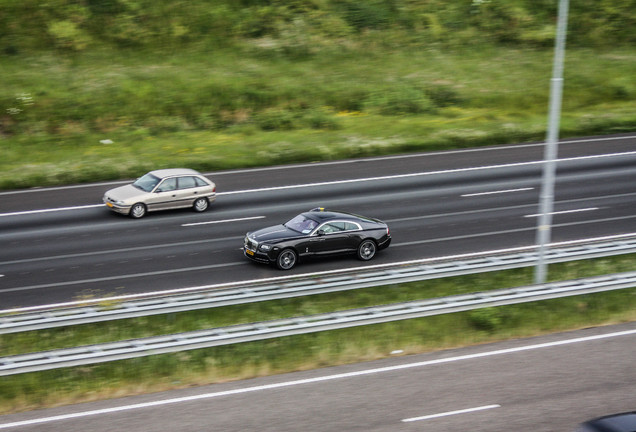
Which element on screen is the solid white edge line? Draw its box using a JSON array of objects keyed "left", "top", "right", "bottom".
[
  {"left": 3, "top": 231, "right": 636, "bottom": 315},
  {"left": 2, "top": 149, "right": 636, "bottom": 217},
  {"left": 1, "top": 134, "right": 633, "bottom": 197},
  {"left": 402, "top": 404, "right": 501, "bottom": 422},
  {"left": 181, "top": 216, "right": 265, "bottom": 227},
  {"left": 524, "top": 207, "right": 599, "bottom": 218},
  {"left": 462, "top": 187, "right": 534, "bottom": 197},
  {"left": 215, "top": 150, "right": 636, "bottom": 196},
  {"left": 2, "top": 329, "right": 636, "bottom": 429}
]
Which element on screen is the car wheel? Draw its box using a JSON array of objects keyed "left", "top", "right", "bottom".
[
  {"left": 276, "top": 249, "right": 297, "bottom": 270},
  {"left": 357, "top": 239, "right": 377, "bottom": 261},
  {"left": 193, "top": 197, "right": 209, "bottom": 212},
  {"left": 129, "top": 203, "right": 147, "bottom": 219}
]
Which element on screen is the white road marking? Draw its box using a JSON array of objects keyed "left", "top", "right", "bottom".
[
  {"left": 462, "top": 187, "right": 533, "bottom": 197},
  {"left": 0, "top": 204, "right": 102, "bottom": 217},
  {"left": 181, "top": 216, "right": 265, "bottom": 227},
  {"left": 1, "top": 150, "right": 635, "bottom": 217},
  {"left": 0, "top": 237, "right": 239, "bottom": 266},
  {"left": 3, "top": 231, "right": 636, "bottom": 314},
  {"left": 1, "top": 328, "right": 635, "bottom": 430},
  {"left": 208, "top": 134, "right": 636, "bottom": 176},
  {"left": 524, "top": 207, "right": 599, "bottom": 218},
  {"left": 215, "top": 151, "right": 636, "bottom": 196},
  {"left": 2, "top": 134, "right": 632, "bottom": 198},
  {"left": 402, "top": 404, "right": 501, "bottom": 422}
]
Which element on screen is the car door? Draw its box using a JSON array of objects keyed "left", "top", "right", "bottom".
[
  {"left": 172, "top": 176, "right": 199, "bottom": 208},
  {"left": 145, "top": 177, "right": 178, "bottom": 211},
  {"left": 312, "top": 222, "right": 351, "bottom": 255}
]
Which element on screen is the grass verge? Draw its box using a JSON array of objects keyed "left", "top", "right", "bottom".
[
  {"left": 2, "top": 46, "right": 636, "bottom": 189},
  {"left": 1, "top": 254, "right": 635, "bottom": 414}
]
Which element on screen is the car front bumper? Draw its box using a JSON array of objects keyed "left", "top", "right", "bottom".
[
  {"left": 103, "top": 197, "right": 131, "bottom": 215},
  {"left": 244, "top": 247, "right": 274, "bottom": 264}
]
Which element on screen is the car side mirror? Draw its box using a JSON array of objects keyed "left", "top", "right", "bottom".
[{"left": 317, "top": 229, "right": 325, "bottom": 236}]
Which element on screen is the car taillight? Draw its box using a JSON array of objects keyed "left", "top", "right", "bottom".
[{"left": 386, "top": 227, "right": 390, "bottom": 235}]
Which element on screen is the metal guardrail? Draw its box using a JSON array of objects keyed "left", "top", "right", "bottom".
[
  {"left": 3, "top": 236, "right": 636, "bottom": 334},
  {"left": 2, "top": 271, "right": 636, "bottom": 376}
]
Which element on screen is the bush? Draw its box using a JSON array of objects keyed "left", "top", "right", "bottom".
[
  {"left": 468, "top": 307, "right": 505, "bottom": 332},
  {"left": 254, "top": 108, "right": 298, "bottom": 131},
  {"left": 366, "top": 85, "right": 437, "bottom": 115},
  {"left": 48, "top": 20, "right": 92, "bottom": 52}
]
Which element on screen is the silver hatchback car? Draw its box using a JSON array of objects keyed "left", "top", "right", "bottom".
[{"left": 103, "top": 168, "right": 216, "bottom": 218}]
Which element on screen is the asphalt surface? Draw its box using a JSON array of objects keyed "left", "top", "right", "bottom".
[
  {"left": 1, "top": 322, "right": 635, "bottom": 431},
  {"left": 1, "top": 133, "right": 636, "bottom": 309}
]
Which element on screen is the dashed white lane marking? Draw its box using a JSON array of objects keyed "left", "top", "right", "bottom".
[
  {"left": 524, "top": 207, "right": 599, "bottom": 218},
  {"left": 402, "top": 404, "right": 501, "bottom": 422},
  {"left": 181, "top": 216, "right": 265, "bottom": 227},
  {"left": 1, "top": 328, "right": 635, "bottom": 430},
  {"left": 462, "top": 187, "right": 534, "bottom": 197}
]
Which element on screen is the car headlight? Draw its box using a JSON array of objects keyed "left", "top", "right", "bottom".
[{"left": 259, "top": 244, "right": 271, "bottom": 251}]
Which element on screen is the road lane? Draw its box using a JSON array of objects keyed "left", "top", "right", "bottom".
[
  {"left": 2, "top": 133, "right": 636, "bottom": 212},
  {"left": 1, "top": 135, "right": 635, "bottom": 308},
  {"left": 1, "top": 322, "right": 635, "bottom": 431}
]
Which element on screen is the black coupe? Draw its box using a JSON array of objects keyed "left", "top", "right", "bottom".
[
  {"left": 577, "top": 412, "right": 636, "bottom": 432},
  {"left": 243, "top": 208, "right": 391, "bottom": 270}
]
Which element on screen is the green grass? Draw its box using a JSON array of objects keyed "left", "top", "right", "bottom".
[
  {"left": 2, "top": 46, "right": 636, "bottom": 189},
  {"left": 1, "top": 254, "right": 636, "bottom": 414}
]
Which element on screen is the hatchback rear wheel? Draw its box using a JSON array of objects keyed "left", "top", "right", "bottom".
[{"left": 193, "top": 197, "right": 209, "bottom": 212}]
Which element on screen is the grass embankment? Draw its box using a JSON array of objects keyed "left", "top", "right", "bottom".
[
  {"left": 1, "top": 255, "right": 636, "bottom": 414},
  {"left": 2, "top": 45, "right": 636, "bottom": 190}
]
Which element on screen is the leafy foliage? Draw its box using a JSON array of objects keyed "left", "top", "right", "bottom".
[{"left": 2, "top": 0, "right": 636, "bottom": 53}]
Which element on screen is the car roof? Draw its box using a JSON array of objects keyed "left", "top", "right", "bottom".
[
  {"left": 583, "top": 412, "right": 636, "bottom": 432},
  {"left": 303, "top": 208, "right": 378, "bottom": 224},
  {"left": 148, "top": 168, "right": 202, "bottom": 179}
]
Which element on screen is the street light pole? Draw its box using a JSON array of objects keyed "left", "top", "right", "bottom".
[{"left": 534, "top": 0, "right": 570, "bottom": 284}]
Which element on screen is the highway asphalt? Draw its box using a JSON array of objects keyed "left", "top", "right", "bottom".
[
  {"left": 1, "top": 133, "right": 636, "bottom": 309},
  {"left": 1, "top": 321, "right": 635, "bottom": 431}
]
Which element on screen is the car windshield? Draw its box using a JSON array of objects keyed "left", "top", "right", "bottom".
[
  {"left": 132, "top": 173, "right": 161, "bottom": 192},
  {"left": 284, "top": 214, "right": 319, "bottom": 234}
]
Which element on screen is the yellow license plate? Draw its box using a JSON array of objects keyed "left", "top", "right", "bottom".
[
  {"left": 106, "top": 202, "right": 113, "bottom": 208},
  {"left": 246, "top": 249, "right": 255, "bottom": 256}
]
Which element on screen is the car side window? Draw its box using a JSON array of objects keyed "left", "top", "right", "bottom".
[
  {"left": 321, "top": 222, "right": 345, "bottom": 234},
  {"left": 344, "top": 222, "right": 360, "bottom": 231},
  {"left": 157, "top": 178, "right": 177, "bottom": 192},
  {"left": 194, "top": 176, "right": 209, "bottom": 187},
  {"left": 178, "top": 176, "right": 197, "bottom": 190}
]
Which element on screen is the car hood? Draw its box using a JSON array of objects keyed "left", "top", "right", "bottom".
[
  {"left": 105, "top": 184, "right": 147, "bottom": 202},
  {"left": 247, "top": 225, "right": 303, "bottom": 243}
]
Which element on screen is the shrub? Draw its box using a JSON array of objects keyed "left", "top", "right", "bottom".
[
  {"left": 48, "top": 20, "right": 92, "bottom": 52},
  {"left": 366, "top": 85, "right": 437, "bottom": 115},
  {"left": 468, "top": 307, "right": 505, "bottom": 332}
]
